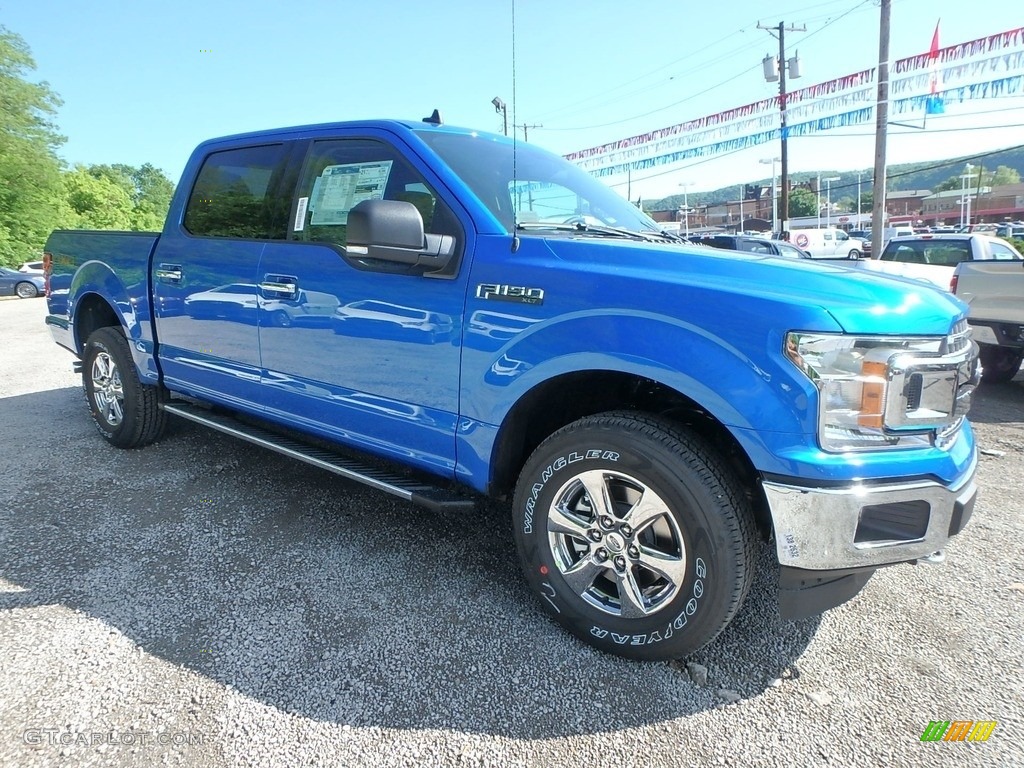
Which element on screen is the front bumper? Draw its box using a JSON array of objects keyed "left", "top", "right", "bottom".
[
  {"left": 765, "top": 450, "right": 977, "bottom": 619},
  {"left": 763, "top": 448, "right": 977, "bottom": 572}
]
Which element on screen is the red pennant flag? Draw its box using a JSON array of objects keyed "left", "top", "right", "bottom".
[{"left": 927, "top": 21, "right": 945, "bottom": 114}]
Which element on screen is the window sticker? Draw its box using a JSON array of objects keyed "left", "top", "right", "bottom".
[
  {"left": 309, "top": 161, "right": 393, "bottom": 225},
  {"left": 293, "top": 196, "right": 309, "bottom": 231}
]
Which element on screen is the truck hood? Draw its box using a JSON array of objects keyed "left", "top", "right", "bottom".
[{"left": 541, "top": 238, "right": 967, "bottom": 336}]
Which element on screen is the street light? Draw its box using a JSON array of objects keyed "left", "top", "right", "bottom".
[
  {"left": 491, "top": 96, "right": 508, "bottom": 136},
  {"left": 760, "top": 157, "right": 780, "bottom": 233},
  {"left": 823, "top": 176, "right": 840, "bottom": 228},
  {"left": 959, "top": 164, "right": 977, "bottom": 227},
  {"left": 678, "top": 181, "right": 693, "bottom": 238}
]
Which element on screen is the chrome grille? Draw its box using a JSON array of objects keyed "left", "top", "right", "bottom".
[{"left": 944, "top": 318, "right": 971, "bottom": 355}]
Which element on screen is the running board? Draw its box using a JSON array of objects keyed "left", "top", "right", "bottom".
[{"left": 162, "top": 402, "right": 475, "bottom": 512}]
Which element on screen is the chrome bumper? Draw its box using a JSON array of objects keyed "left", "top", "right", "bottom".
[{"left": 763, "top": 450, "right": 978, "bottom": 571}]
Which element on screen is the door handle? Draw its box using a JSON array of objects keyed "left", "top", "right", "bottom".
[
  {"left": 258, "top": 281, "right": 297, "bottom": 293},
  {"left": 156, "top": 264, "right": 182, "bottom": 282}
]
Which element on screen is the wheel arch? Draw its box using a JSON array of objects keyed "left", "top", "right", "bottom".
[{"left": 488, "top": 369, "right": 773, "bottom": 539}]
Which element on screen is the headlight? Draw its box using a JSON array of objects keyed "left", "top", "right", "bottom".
[{"left": 785, "top": 332, "right": 950, "bottom": 452}]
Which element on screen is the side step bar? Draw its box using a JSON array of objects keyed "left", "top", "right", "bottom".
[{"left": 162, "top": 402, "right": 475, "bottom": 512}]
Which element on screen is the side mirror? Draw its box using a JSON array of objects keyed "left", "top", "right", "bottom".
[{"left": 346, "top": 199, "right": 455, "bottom": 273}]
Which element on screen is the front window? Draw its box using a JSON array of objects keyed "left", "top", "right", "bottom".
[{"left": 416, "top": 130, "right": 660, "bottom": 235}]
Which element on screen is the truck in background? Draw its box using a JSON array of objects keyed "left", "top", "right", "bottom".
[{"left": 952, "top": 258, "right": 1024, "bottom": 382}]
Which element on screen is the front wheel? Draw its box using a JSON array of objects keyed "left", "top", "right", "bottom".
[
  {"left": 847, "top": 249, "right": 861, "bottom": 260},
  {"left": 980, "top": 346, "right": 1023, "bottom": 384},
  {"left": 16, "top": 282, "right": 39, "bottom": 298},
  {"left": 512, "top": 412, "right": 757, "bottom": 661},
  {"left": 83, "top": 327, "right": 168, "bottom": 448}
]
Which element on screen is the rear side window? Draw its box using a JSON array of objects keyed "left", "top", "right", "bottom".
[
  {"left": 988, "top": 241, "right": 1022, "bottom": 261},
  {"left": 184, "top": 144, "right": 291, "bottom": 239}
]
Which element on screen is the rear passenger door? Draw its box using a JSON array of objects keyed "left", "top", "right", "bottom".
[
  {"left": 255, "top": 132, "right": 471, "bottom": 477},
  {"left": 153, "top": 143, "right": 297, "bottom": 409}
]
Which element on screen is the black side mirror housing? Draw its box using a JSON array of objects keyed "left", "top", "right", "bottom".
[{"left": 346, "top": 199, "right": 455, "bottom": 274}]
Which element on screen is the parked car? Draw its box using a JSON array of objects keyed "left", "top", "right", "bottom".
[
  {"left": 0, "top": 266, "right": 44, "bottom": 298},
  {"left": 996, "top": 225, "right": 1024, "bottom": 239},
  {"left": 788, "top": 228, "right": 865, "bottom": 259},
  {"left": 19, "top": 260, "right": 44, "bottom": 275},
  {"left": 695, "top": 234, "right": 811, "bottom": 258},
  {"left": 849, "top": 233, "right": 1023, "bottom": 291}
]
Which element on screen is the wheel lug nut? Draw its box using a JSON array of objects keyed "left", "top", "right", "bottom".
[
  {"left": 588, "top": 529, "right": 602, "bottom": 542},
  {"left": 620, "top": 524, "right": 633, "bottom": 536},
  {"left": 595, "top": 548, "right": 608, "bottom": 561},
  {"left": 599, "top": 515, "right": 615, "bottom": 529},
  {"left": 627, "top": 545, "right": 639, "bottom": 558},
  {"left": 614, "top": 556, "right": 627, "bottom": 570}
]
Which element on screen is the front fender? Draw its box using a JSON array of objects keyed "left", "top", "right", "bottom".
[{"left": 459, "top": 310, "right": 822, "bottom": 469}]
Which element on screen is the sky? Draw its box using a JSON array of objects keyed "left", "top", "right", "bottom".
[{"left": 4, "top": 0, "right": 1024, "bottom": 205}]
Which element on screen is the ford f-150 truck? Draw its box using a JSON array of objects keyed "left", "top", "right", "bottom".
[
  {"left": 44, "top": 117, "right": 980, "bottom": 661},
  {"left": 952, "top": 258, "right": 1024, "bottom": 382}
]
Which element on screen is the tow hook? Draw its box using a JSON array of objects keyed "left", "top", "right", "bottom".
[{"left": 915, "top": 550, "right": 945, "bottom": 565}]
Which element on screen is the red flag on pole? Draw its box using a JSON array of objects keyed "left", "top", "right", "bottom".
[{"left": 927, "top": 20, "right": 945, "bottom": 114}]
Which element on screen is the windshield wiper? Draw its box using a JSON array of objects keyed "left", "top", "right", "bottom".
[{"left": 515, "top": 221, "right": 674, "bottom": 243}]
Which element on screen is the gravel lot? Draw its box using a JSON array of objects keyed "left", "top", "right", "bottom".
[{"left": 1, "top": 296, "right": 1022, "bottom": 767}]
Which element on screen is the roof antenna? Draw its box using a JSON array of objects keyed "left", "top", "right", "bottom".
[{"left": 422, "top": 109, "right": 442, "bottom": 125}]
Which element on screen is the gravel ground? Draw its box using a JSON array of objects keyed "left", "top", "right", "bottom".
[{"left": 1, "top": 296, "right": 1022, "bottom": 767}]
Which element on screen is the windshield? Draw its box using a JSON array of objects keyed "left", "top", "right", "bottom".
[{"left": 416, "top": 130, "right": 660, "bottom": 235}]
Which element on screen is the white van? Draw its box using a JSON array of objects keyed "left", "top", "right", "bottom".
[{"left": 789, "top": 228, "right": 865, "bottom": 259}]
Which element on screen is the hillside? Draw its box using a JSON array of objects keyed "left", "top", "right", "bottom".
[{"left": 646, "top": 144, "right": 1024, "bottom": 211}]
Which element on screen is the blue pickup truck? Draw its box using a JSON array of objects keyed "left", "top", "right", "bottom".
[{"left": 44, "top": 117, "right": 980, "bottom": 660}]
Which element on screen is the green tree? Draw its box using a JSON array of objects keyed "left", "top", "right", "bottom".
[
  {"left": 0, "top": 26, "right": 66, "bottom": 266},
  {"left": 81, "top": 163, "right": 175, "bottom": 230},
  {"left": 788, "top": 187, "right": 819, "bottom": 218},
  {"left": 62, "top": 166, "right": 135, "bottom": 230},
  {"left": 859, "top": 190, "right": 873, "bottom": 212}
]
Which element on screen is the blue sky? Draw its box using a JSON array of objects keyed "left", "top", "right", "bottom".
[{"left": 5, "top": 0, "right": 1024, "bottom": 201}]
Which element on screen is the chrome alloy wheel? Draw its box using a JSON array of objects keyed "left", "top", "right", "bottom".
[
  {"left": 90, "top": 351, "right": 124, "bottom": 427},
  {"left": 546, "top": 469, "right": 686, "bottom": 618}
]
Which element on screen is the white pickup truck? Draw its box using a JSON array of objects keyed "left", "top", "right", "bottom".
[
  {"left": 847, "top": 233, "right": 1023, "bottom": 293},
  {"left": 952, "top": 258, "right": 1024, "bottom": 382}
]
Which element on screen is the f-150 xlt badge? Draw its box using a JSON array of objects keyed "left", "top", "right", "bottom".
[{"left": 476, "top": 283, "right": 545, "bottom": 305}]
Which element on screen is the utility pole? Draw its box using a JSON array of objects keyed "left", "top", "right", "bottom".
[
  {"left": 759, "top": 21, "right": 805, "bottom": 233},
  {"left": 515, "top": 123, "right": 543, "bottom": 142},
  {"left": 870, "top": 0, "right": 891, "bottom": 243}
]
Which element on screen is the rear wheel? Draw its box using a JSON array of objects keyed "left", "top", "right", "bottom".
[
  {"left": 847, "top": 249, "right": 861, "bottom": 260},
  {"left": 980, "top": 346, "right": 1024, "bottom": 384},
  {"left": 512, "top": 412, "right": 757, "bottom": 660},
  {"left": 16, "top": 282, "right": 39, "bottom": 298},
  {"left": 83, "top": 327, "right": 167, "bottom": 447}
]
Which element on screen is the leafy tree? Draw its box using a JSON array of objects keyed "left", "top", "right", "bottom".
[
  {"left": 859, "top": 190, "right": 873, "bottom": 211},
  {"left": 788, "top": 188, "right": 819, "bottom": 218},
  {"left": 81, "top": 163, "right": 175, "bottom": 230},
  {"left": 62, "top": 166, "right": 134, "bottom": 230},
  {"left": 0, "top": 26, "right": 66, "bottom": 266}
]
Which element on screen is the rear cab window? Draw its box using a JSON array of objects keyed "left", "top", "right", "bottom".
[{"left": 183, "top": 144, "right": 292, "bottom": 239}]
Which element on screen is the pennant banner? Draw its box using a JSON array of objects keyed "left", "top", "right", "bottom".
[
  {"left": 892, "top": 75, "right": 1024, "bottom": 114},
  {"left": 893, "top": 26, "right": 1024, "bottom": 74},
  {"left": 586, "top": 108, "right": 874, "bottom": 179},
  {"left": 568, "top": 25, "right": 1024, "bottom": 176}
]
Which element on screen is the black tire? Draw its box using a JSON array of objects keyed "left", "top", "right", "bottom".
[
  {"left": 512, "top": 412, "right": 757, "bottom": 661},
  {"left": 980, "top": 346, "right": 1024, "bottom": 384},
  {"left": 847, "top": 249, "right": 861, "bottom": 260},
  {"left": 82, "top": 326, "right": 168, "bottom": 448},
  {"left": 270, "top": 310, "right": 292, "bottom": 328},
  {"left": 16, "top": 281, "right": 39, "bottom": 299}
]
